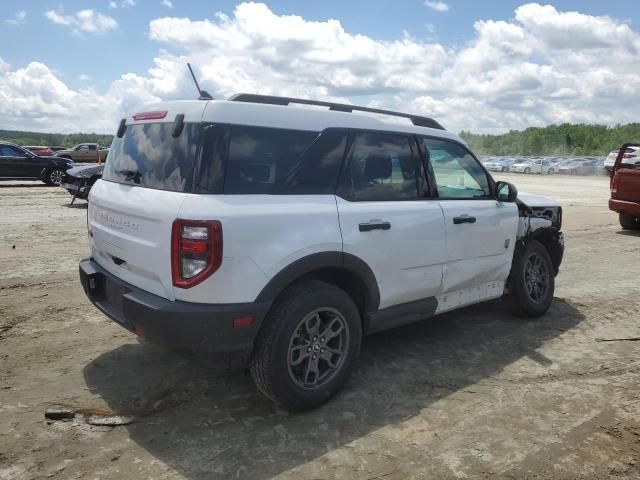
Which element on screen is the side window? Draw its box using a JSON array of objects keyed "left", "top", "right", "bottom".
[
  {"left": 88, "top": 145, "right": 97, "bottom": 151},
  {"left": 224, "top": 126, "right": 318, "bottom": 194},
  {"left": 0, "top": 145, "right": 26, "bottom": 157},
  {"left": 280, "top": 128, "right": 347, "bottom": 195},
  {"left": 421, "top": 137, "right": 490, "bottom": 199},
  {"left": 341, "top": 132, "right": 424, "bottom": 201}
]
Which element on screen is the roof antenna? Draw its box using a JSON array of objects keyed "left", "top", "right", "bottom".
[{"left": 187, "top": 63, "right": 213, "bottom": 100}]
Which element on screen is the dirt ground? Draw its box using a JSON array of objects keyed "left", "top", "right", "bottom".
[{"left": 1, "top": 173, "right": 639, "bottom": 480}]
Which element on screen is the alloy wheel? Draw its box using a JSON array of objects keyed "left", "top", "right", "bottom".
[
  {"left": 524, "top": 252, "right": 550, "bottom": 303},
  {"left": 50, "top": 169, "right": 64, "bottom": 185},
  {"left": 287, "top": 307, "right": 349, "bottom": 390}
]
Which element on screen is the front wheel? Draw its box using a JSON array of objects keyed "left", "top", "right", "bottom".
[
  {"left": 250, "top": 280, "right": 362, "bottom": 411},
  {"left": 501, "top": 167, "right": 507, "bottom": 172},
  {"left": 504, "top": 240, "right": 555, "bottom": 318},
  {"left": 524, "top": 167, "right": 531, "bottom": 174},
  {"left": 619, "top": 213, "right": 640, "bottom": 230},
  {"left": 46, "top": 168, "right": 65, "bottom": 186},
  {"left": 548, "top": 168, "right": 554, "bottom": 175}
]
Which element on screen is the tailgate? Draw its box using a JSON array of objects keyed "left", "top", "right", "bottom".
[
  {"left": 88, "top": 180, "right": 186, "bottom": 300},
  {"left": 613, "top": 168, "right": 640, "bottom": 204}
]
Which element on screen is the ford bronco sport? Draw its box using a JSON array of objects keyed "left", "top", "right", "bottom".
[{"left": 79, "top": 94, "right": 564, "bottom": 410}]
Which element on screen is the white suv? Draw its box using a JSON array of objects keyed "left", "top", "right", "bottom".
[{"left": 79, "top": 94, "right": 565, "bottom": 410}]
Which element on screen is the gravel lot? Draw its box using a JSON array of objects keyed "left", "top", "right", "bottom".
[{"left": 1, "top": 173, "right": 639, "bottom": 480}]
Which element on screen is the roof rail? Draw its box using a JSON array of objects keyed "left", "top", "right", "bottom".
[{"left": 227, "top": 93, "right": 445, "bottom": 130}]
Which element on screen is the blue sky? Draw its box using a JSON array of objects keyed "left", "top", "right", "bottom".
[{"left": 1, "top": 1, "right": 639, "bottom": 133}]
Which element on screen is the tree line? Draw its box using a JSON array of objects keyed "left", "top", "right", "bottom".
[
  {"left": 460, "top": 123, "right": 640, "bottom": 156},
  {"left": 0, "top": 129, "right": 114, "bottom": 148}
]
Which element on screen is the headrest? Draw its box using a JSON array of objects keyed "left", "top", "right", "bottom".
[{"left": 364, "top": 154, "right": 391, "bottom": 181}]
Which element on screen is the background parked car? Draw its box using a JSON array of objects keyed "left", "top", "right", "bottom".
[
  {"left": 558, "top": 159, "right": 598, "bottom": 175},
  {"left": 485, "top": 158, "right": 515, "bottom": 172},
  {"left": 54, "top": 143, "right": 108, "bottom": 163},
  {"left": 0, "top": 141, "right": 74, "bottom": 185},
  {"left": 24, "top": 146, "right": 54, "bottom": 156},
  {"left": 510, "top": 158, "right": 555, "bottom": 174},
  {"left": 61, "top": 164, "right": 104, "bottom": 204},
  {"left": 605, "top": 146, "right": 640, "bottom": 172}
]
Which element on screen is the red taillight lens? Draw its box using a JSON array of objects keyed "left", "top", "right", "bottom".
[
  {"left": 611, "top": 172, "right": 620, "bottom": 193},
  {"left": 171, "top": 220, "right": 222, "bottom": 288},
  {"left": 133, "top": 110, "right": 168, "bottom": 121}
]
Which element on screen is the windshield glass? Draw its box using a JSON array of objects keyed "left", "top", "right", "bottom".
[{"left": 103, "top": 122, "right": 201, "bottom": 192}]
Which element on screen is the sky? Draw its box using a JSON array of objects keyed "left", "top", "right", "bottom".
[{"left": 0, "top": 1, "right": 639, "bottom": 134}]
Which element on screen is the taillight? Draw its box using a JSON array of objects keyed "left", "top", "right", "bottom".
[
  {"left": 611, "top": 172, "right": 620, "bottom": 194},
  {"left": 133, "top": 111, "right": 167, "bottom": 121},
  {"left": 171, "top": 220, "right": 222, "bottom": 288}
]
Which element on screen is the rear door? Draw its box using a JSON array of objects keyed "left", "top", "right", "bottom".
[
  {"left": 88, "top": 111, "right": 205, "bottom": 301},
  {"left": 421, "top": 137, "right": 518, "bottom": 294},
  {"left": 336, "top": 131, "right": 446, "bottom": 309}
]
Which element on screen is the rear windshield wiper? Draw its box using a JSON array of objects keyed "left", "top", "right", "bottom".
[{"left": 115, "top": 169, "right": 142, "bottom": 184}]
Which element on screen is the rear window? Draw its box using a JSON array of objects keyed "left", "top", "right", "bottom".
[{"left": 103, "top": 122, "right": 201, "bottom": 192}]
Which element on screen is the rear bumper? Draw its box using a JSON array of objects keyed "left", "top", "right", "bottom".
[
  {"left": 609, "top": 199, "right": 640, "bottom": 216},
  {"left": 79, "top": 258, "right": 269, "bottom": 365}
]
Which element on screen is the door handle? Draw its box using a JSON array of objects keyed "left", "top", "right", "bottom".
[
  {"left": 359, "top": 221, "right": 391, "bottom": 232},
  {"left": 453, "top": 215, "right": 476, "bottom": 225}
]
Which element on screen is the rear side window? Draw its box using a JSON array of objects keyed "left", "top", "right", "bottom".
[
  {"left": 339, "top": 132, "right": 425, "bottom": 201},
  {"left": 103, "top": 122, "right": 201, "bottom": 192},
  {"left": 224, "top": 126, "right": 319, "bottom": 194}
]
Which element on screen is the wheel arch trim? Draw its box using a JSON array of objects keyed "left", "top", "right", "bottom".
[{"left": 255, "top": 251, "right": 380, "bottom": 314}]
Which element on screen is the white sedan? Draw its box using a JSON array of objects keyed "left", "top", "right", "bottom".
[{"left": 511, "top": 159, "right": 555, "bottom": 174}]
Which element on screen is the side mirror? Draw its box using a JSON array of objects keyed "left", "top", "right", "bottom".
[{"left": 495, "top": 181, "right": 518, "bottom": 203}]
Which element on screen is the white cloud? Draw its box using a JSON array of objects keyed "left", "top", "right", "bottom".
[
  {"left": 109, "top": 0, "right": 136, "bottom": 8},
  {"left": 6, "top": 10, "right": 27, "bottom": 25},
  {"left": 424, "top": 1, "right": 449, "bottom": 12},
  {"left": 45, "top": 9, "right": 118, "bottom": 34},
  {"left": 78, "top": 74, "right": 93, "bottom": 81},
  {"left": 161, "top": 0, "right": 174, "bottom": 8},
  {"left": 4, "top": 2, "right": 640, "bottom": 134}
]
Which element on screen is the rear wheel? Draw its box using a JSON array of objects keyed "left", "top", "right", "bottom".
[
  {"left": 46, "top": 168, "right": 65, "bottom": 186},
  {"left": 619, "top": 213, "right": 640, "bottom": 230},
  {"left": 250, "top": 280, "right": 362, "bottom": 411},
  {"left": 548, "top": 168, "right": 554, "bottom": 175},
  {"left": 504, "top": 240, "right": 555, "bottom": 318}
]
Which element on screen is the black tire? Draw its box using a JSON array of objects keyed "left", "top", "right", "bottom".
[
  {"left": 501, "top": 167, "right": 507, "bottom": 172},
  {"left": 524, "top": 167, "right": 531, "bottom": 174},
  {"left": 619, "top": 213, "right": 640, "bottom": 230},
  {"left": 548, "top": 168, "right": 554, "bottom": 175},
  {"left": 250, "top": 279, "right": 362, "bottom": 411},
  {"left": 45, "top": 168, "right": 65, "bottom": 186},
  {"left": 504, "top": 240, "right": 555, "bottom": 318}
]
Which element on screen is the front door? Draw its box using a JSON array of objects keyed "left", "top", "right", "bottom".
[
  {"left": 336, "top": 131, "right": 446, "bottom": 310},
  {"left": 420, "top": 137, "right": 518, "bottom": 295}
]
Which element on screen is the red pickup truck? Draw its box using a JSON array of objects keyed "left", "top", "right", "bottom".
[{"left": 610, "top": 142, "right": 640, "bottom": 230}]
